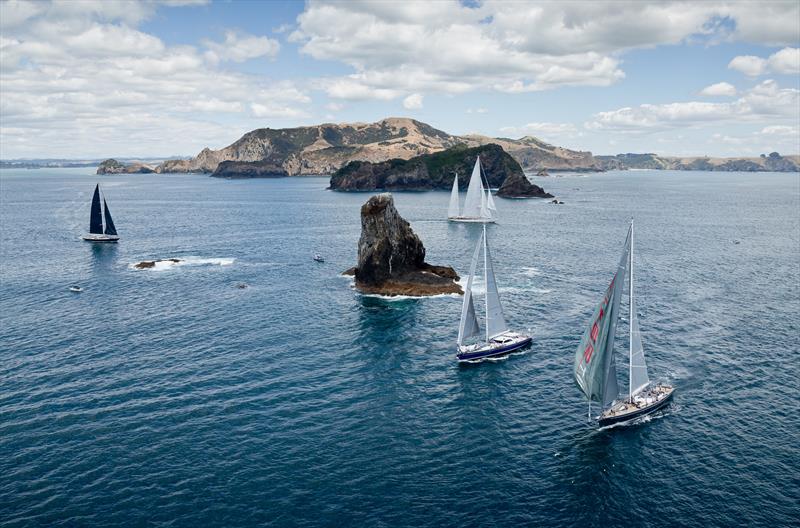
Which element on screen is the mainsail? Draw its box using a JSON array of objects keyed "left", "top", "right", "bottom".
[
  {"left": 103, "top": 198, "right": 117, "bottom": 236},
  {"left": 574, "top": 226, "right": 631, "bottom": 407},
  {"left": 462, "top": 158, "right": 485, "bottom": 218},
  {"left": 483, "top": 229, "right": 508, "bottom": 339},
  {"left": 447, "top": 176, "right": 461, "bottom": 218},
  {"left": 628, "top": 223, "right": 649, "bottom": 398},
  {"left": 89, "top": 184, "right": 103, "bottom": 234},
  {"left": 458, "top": 230, "right": 484, "bottom": 345}
]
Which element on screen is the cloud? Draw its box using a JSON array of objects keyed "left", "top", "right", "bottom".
[
  {"left": 402, "top": 93, "right": 423, "bottom": 109},
  {"left": 586, "top": 80, "right": 799, "bottom": 131},
  {"left": 500, "top": 122, "right": 578, "bottom": 136},
  {"left": 203, "top": 30, "right": 280, "bottom": 64},
  {"left": 699, "top": 82, "right": 737, "bottom": 97},
  {"left": 758, "top": 125, "right": 798, "bottom": 136},
  {"left": 467, "top": 108, "right": 488, "bottom": 114},
  {"left": 729, "top": 47, "right": 800, "bottom": 76},
  {"left": 290, "top": 1, "right": 800, "bottom": 102},
  {"left": 0, "top": 1, "right": 309, "bottom": 158}
]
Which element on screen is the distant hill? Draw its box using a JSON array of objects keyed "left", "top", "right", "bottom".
[
  {"left": 153, "top": 118, "right": 599, "bottom": 175},
  {"left": 595, "top": 152, "right": 799, "bottom": 172}
]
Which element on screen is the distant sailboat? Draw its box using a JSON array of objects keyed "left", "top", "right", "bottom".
[
  {"left": 448, "top": 157, "right": 496, "bottom": 223},
  {"left": 456, "top": 225, "right": 531, "bottom": 361},
  {"left": 82, "top": 184, "right": 119, "bottom": 242},
  {"left": 573, "top": 221, "right": 674, "bottom": 426}
]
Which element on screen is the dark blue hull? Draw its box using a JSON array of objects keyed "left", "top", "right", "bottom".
[
  {"left": 598, "top": 389, "right": 675, "bottom": 427},
  {"left": 457, "top": 336, "right": 532, "bottom": 362}
]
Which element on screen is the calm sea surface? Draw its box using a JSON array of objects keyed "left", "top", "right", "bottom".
[{"left": 1, "top": 168, "right": 798, "bottom": 527}]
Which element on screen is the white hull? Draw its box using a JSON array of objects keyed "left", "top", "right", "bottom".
[
  {"left": 448, "top": 216, "right": 496, "bottom": 223},
  {"left": 82, "top": 234, "right": 119, "bottom": 242}
]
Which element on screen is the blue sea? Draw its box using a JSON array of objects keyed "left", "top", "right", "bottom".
[{"left": 1, "top": 168, "right": 798, "bottom": 527}]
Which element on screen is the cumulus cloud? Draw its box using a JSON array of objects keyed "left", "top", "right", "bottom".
[
  {"left": 699, "top": 82, "right": 737, "bottom": 97},
  {"left": 402, "top": 93, "right": 423, "bottom": 110},
  {"left": 203, "top": 30, "right": 280, "bottom": 64},
  {"left": 290, "top": 1, "right": 800, "bottom": 102},
  {"left": 0, "top": 1, "right": 309, "bottom": 158},
  {"left": 729, "top": 47, "right": 800, "bottom": 76},
  {"left": 586, "top": 80, "right": 799, "bottom": 132}
]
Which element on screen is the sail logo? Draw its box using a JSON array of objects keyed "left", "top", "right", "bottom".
[{"left": 583, "top": 286, "right": 612, "bottom": 365}]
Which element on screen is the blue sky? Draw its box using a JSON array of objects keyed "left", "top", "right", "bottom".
[{"left": 1, "top": 0, "right": 798, "bottom": 158}]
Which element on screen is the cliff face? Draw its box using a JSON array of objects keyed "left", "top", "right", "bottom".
[
  {"left": 97, "top": 159, "right": 155, "bottom": 174},
  {"left": 211, "top": 160, "right": 288, "bottom": 178},
  {"left": 595, "top": 152, "right": 799, "bottom": 172},
  {"left": 345, "top": 194, "right": 461, "bottom": 296},
  {"left": 329, "top": 144, "right": 528, "bottom": 191},
  {"left": 155, "top": 118, "right": 600, "bottom": 175}
]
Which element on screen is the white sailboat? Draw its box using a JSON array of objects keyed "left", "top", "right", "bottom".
[
  {"left": 573, "top": 220, "right": 674, "bottom": 426},
  {"left": 456, "top": 225, "right": 531, "bottom": 361},
  {"left": 447, "top": 157, "right": 496, "bottom": 223}
]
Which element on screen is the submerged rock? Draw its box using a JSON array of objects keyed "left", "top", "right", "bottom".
[
  {"left": 345, "top": 193, "right": 462, "bottom": 296},
  {"left": 496, "top": 171, "right": 554, "bottom": 198},
  {"left": 133, "top": 258, "right": 181, "bottom": 269}
]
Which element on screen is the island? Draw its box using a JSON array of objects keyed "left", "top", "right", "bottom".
[
  {"left": 97, "top": 158, "right": 156, "bottom": 174},
  {"left": 496, "top": 170, "right": 554, "bottom": 198},
  {"left": 343, "top": 193, "right": 462, "bottom": 297}
]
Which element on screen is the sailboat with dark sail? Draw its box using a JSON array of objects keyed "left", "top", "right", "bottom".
[
  {"left": 82, "top": 184, "right": 119, "bottom": 242},
  {"left": 447, "top": 157, "right": 497, "bottom": 223},
  {"left": 573, "top": 221, "right": 674, "bottom": 426},
  {"left": 456, "top": 225, "right": 531, "bottom": 362}
]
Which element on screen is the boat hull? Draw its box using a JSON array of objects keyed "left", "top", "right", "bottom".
[
  {"left": 82, "top": 234, "right": 119, "bottom": 243},
  {"left": 448, "top": 216, "right": 496, "bottom": 223},
  {"left": 457, "top": 333, "right": 532, "bottom": 362},
  {"left": 598, "top": 386, "right": 675, "bottom": 427}
]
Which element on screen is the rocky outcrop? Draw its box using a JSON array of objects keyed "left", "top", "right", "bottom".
[
  {"left": 345, "top": 194, "right": 461, "bottom": 297},
  {"left": 211, "top": 160, "right": 288, "bottom": 178},
  {"left": 595, "top": 152, "right": 799, "bottom": 172},
  {"left": 537, "top": 169, "right": 550, "bottom": 177},
  {"left": 496, "top": 171, "right": 554, "bottom": 198},
  {"left": 97, "top": 159, "right": 155, "bottom": 174},
  {"left": 329, "top": 144, "right": 529, "bottom": 191}
]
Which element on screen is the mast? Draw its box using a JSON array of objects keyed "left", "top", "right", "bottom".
[
  {"left": 629, "top": 219, "right": 634, "bottom": 403},
  {"left": 483, "top": 225, "right": 489, "bottom": 344}
]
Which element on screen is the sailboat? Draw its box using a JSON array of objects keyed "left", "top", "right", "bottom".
[
  {"left": 456, "top": 225, "right": 531, "bottom": 361},
  {"left": 82, "top": 184, "right": 119, "bottom": 242},
  {"left": 448, "top": 157, "right": 497, "bottom": 223},
  {"left": 573, "top": 221, "right": 674, "bottom": 426}
]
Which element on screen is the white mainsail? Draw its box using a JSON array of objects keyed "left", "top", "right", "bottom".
[
  {"left": 447, "top": 175, "right": 461, "bottom": 218},
  {"left": 483, "top": 227, "right": 508, "bottom": 339},
  {"left": 628, "top": 221, "right": 650, "bottom": 398},
  {"left": 458, "top": 230, "right": 484, "bottom": 345},
  {"left": 462, "top": 158, "right": 485, "bottom": 218}
]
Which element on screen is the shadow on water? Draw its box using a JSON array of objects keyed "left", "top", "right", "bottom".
[
  {"left": 89, "top": 242, "right": 119, "bottom": 271},
  {"left": 356, "top": 295, "right": 421, "bottom": 352}
]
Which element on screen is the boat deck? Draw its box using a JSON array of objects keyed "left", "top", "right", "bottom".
[{"left": 600, "top": 384, "right": 675, "bottom": 423}]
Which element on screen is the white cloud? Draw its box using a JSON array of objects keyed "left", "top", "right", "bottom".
[
  {"left": 467, "top": 108, "right": 488, "bottom": 114},
  {"left": 0, "top": 1, "right": 309, "bottom": 158},
  {"left": 402, "top": 93, "right": 423, "bottom": 109},
  {"left": 759, "top": 125, "right": 798, "bottom": 136},
  {"left": 203, "top": 30, "right": 280, "bottom": 64},
  {"left": 699, "top": 82, "right": 737, "bottom": 97},
  {"left": 500, "top": 122, "right": 578, "bottom": 136},
  {"left": 290, "top": 1, "right": 800, "bottom": 102},
  {"left": 586, "top": 80, "right": 800, "bottom": 131},
  {"left": 325, "top": 102, "right": 344, "bottom": 112},
  {"left": 729, "top": 47, "right": 800, "bottom": 76}
]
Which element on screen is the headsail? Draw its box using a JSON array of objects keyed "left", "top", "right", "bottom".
[
  {"left": 574, "top": 226, "right": 631, "bottom": 407},
  {"left": 447, "top": 175, "right": 461, "bottom": 218},
  {"left": 103, "top": 198, "right": 117, "bottom": 236},
  {"left": 486, "top": 187, "right": 497, "bottom": 220},
  {"left": 457, "top": 231, "right": 483, "bottom": 345},
  {"left": 483, "top": 227, "right": 508, "bottom": 339},
  {"left": 462, "top": 158, "right": 484, "bottom": 218},
  {"left": 89, "top": 184, "right": 103, "bottom": 234}
]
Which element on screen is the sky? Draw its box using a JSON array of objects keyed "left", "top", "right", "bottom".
[{"left": 0, "top": 0, "right": 799, "bottom": 159}]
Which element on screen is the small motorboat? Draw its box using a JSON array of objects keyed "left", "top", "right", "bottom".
[
  {"left": 69, "top": 286, "right": 83, "bottom": 293},
  {"left": 313, "top": 254, "right": 325, "bottom": 263}
]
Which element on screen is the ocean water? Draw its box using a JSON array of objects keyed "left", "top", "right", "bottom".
[{"left": 1, "top": 168, "right": 798, "bottom": 527}]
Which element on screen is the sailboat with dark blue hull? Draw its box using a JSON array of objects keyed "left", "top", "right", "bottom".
[
  {"left": 456, "top": 226, "right": 531, "bottom": 362},
  {"left": 82, "top": 184, "right": 119, "bottom": 242},
  {"left": 573, "top": 221, "right": 674, "bottom": 427}
]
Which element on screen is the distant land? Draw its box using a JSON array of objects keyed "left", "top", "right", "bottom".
[{"left": 2, "top": 117, "right": 797, "bottom": 174}]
